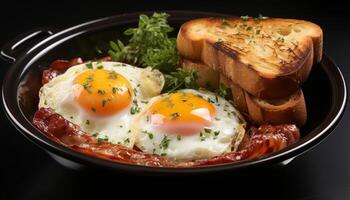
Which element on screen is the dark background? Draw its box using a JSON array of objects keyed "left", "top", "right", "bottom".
[{"left": 1, "top": 0, "right": 349, "bottom": 199}]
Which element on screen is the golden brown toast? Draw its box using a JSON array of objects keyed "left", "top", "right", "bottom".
[
  {"left": 177, "top": 17, "right": 322, "bottom": 99},
  {"left": 180, "top": 57, "right": 307, "bottom": 126}
]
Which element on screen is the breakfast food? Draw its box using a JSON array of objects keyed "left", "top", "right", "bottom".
[
  {"left": 180, "top": 58, "right": 307, "bottom": 126},
  {"left": 31, "top": 13, "right": 322, "bottom": 167},
  {"left": 177, "top": 16, "right": 323, "bottom": 99},
  {"left": 178, "top": 16, "right": 322, "bottom": 125},
  {"left": 133, "top": 89, "right": 246, "bottom": 161},
  {"left": 39, "top": 61, "right": 164, "bottom": 147}
]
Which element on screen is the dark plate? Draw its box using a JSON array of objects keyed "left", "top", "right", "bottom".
[{"left": 1, "top": 11, "right": 347, "bottom": 174}]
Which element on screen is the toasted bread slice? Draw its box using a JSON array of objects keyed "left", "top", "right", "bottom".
[
  {"left": 177, "top": 17, "right": 322, "bottom": 99},
  {"left": 180, "top": 57, "right": 307, "bottom": 126}
]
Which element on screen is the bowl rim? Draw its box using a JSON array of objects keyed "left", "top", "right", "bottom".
[{"left": 1, "top": 10, "right": 348, "bottom": 173}]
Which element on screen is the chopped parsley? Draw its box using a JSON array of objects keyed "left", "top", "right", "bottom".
[
  {"left": 177, "top": 135, "right": 181, "bottom": 141},
  {"left": 108, "top": 71, "right": 118, "bottom": 79},
  {"left": 96, "top": 65, "right": 103, "bottom": 69},
  {"left": 240, "top": 15, "right": 250, "bottom": 21},
  {"left": 102, "top": 99, "right": 107, "bottom": 107},
  {"left": 159, "top": 136, "right": 171, "bottom": 149},
  {"left": 124, "top": 138, "right": 130, "bottom": 144},
  {"left": 254, "top": 14, "right": 268, "bottom": 21},
  {"left": 82, "top": 82, "right": 92, "bottom": 93},
  {"left": 204, "top": 128, "right": 212, "bottom": 133},
  {"left": 170, "top": 112, "right": 180, "bottom": 120},
  {"left": 277, "top": 37, "right": 285, "bottom": 43},
  {"left": 142, "top": 130, "right": 154, "bottom": 139},
  {"left": 85, "top": 120, "right": 90, "bottom": 125},
  {"left": 130, "top": 102, "right": 141, "bottom": 115},
  {"left": 256, "top": 29, "right": 261, "bottom": 34},
  {"left": 199, "top": 132, "right": 205, "bottom": 141},
  {"left": 97, "top": 89, "right": 106, "bottom": 95},
  {"left": 216, "top": 83, "right": 232, "bottom": 99},
  {"left": 85, "top": 62, "right": 93, "bottom": 69},
  {"left": 97, "top": 135, "right": 108, "bottom": 143},
  {"left": 92, "top": 133, "right": 98, "bottom": 137},
  {"left": 213, "top": 131, "right": 220, "bottom": 139}
]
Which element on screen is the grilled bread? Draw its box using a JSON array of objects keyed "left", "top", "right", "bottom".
[
  {"left": 180, "top": 58, "right": 307, "bottom": 126},
  {"left": 177, "top": 17, "right": 322, "bottom": 99}
]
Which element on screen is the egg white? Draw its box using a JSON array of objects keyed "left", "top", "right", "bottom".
[
  {"left": 133, "top": 89, "right": 246, "bottom": 161},
  {"left": 38, "top": 61, "right": 164, "bottom": 148}
]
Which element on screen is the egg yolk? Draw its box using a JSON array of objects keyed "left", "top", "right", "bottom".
[
  {"left": 147, "top": 93, "right": 216, "bottom": 135},
  {"left": 73, "top": 69, "right": 133, "bottom": 116}
]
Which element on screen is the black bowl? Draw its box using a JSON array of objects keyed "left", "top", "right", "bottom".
[{"left": 1, "top": 11, "right": 347, "bottom": 174}]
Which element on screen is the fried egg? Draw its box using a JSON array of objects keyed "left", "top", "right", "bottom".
[
  {"left": 39, "top": 61, "right": 164, "bottom": 148},
  {"left": 133, "top": 89, "right": 246, "bottom": 161}
]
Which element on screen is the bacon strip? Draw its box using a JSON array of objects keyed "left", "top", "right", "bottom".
[
  {"left": 42, "top": 58, "right": 83, "bottom": 84},
  {"left": 33, "top": 108, "right": 300, "bottom": 167}
]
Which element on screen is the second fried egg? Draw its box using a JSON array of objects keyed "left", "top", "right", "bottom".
[{"left": 133, "top": 89, "right": 246, "bottom": 161}]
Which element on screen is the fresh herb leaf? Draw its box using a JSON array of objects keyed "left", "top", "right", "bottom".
[
  {"left": 108, "top": 12, "right": 178, "bottom": 73},
  {"left": 216, "top": 83, "right": 232, "bottom": 99},
  {"left": 163, "top": 68, "right": 199, "bottom": 93}
]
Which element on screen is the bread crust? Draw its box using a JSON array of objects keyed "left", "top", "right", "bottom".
[
  {"left": 180, "top": 57, "right": 307, "bottom": 126},
  {"left": 177, "top": 17, "right": 322, "bottom": 99}
]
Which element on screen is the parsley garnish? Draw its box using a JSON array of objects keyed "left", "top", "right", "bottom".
[
  {"left": 177, "top": 135, "right": 181, "bottom": 141},
  {"left": 108, "top": 12, "right": 178, "bottom": 73},
  {"left": 216, "top": 83, "right": 232, "bottom": 99},
  {"left": 107, "top": 71, "right": 118, "bottom": 79},
  {"left": 163, "top": 68, "right": 199, "bottom": 93},
  {"left": 159, "top": 136, "right": 170, "bottom": 149},
  {"left": 97, "top": 135, "right": 108, "bottom": 143},
  {"left": 240, "top": 15, "right": 250, "bottom": 21},
  {"left": 97, "top": 89, "right": 106, "bottom": 95},
  {"left": 102, "top": 99, "right": 107, "bottom": 107},
  {"left": 204, "top": 128, "right": 212, "bottom": 133},
  {"left": 130, "top": 101, "right": 141, "bottom": 115},
  {"left": 254, "top": 14, "right": 268, "bottom": 21},
  {"left": 124, "top": 138, "right": 130, "bottom": 144},
  {"left": 82, "top": 82, "right": 92, "bottom": 93},
  {"left": 199, "top": 132, "right": 205, "bottom": 141},
  {"left": 85, "top": 63, "right": 93, "bottom": 69},
  {"left": 142, "top": 130, "right": 154, "bottom": 139},
  {"left": 213, "top": 131, "right": 220, "bottom": 139},
  {"left": 85, "top": 120, "right": 90, "bottom": 125},
  {"left": 92, "top": 133, "right": 98, "bottom": 137},
  {"left": 277, "top": 37, "right": 285, "bottom": 43},
  {"left": 170, "top": 112, "right": 180, "bottom": 120}
]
